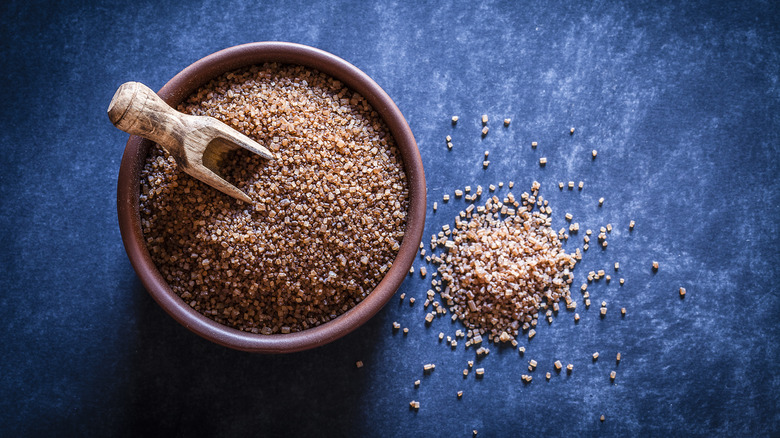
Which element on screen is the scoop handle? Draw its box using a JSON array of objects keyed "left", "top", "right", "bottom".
[{"left": 107, "top": 82, "right": 185, "bottom": 157}]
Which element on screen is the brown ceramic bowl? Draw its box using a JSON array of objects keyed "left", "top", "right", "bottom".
[{"left": 117, "top": 42, "right": 425, "bottom": 353}]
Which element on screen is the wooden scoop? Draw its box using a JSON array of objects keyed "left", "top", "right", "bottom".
[{"left": 108, "top": 81, "right": 274, "bottom": 203}]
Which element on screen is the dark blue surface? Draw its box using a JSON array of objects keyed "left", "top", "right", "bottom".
[{"left": 1, "top": 0, "right": 778, "bottom": 436}]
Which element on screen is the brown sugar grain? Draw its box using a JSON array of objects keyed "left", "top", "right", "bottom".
[
  {"left": 434, "top": 182, "right": 577, "bottom": 341},
  {"left": 139, "top": 64, "right": 409, "bottom": 334}
]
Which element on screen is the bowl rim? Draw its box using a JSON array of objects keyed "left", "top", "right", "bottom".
[{"left": 117, "top": 42, "right": 426, "bottom": 353}]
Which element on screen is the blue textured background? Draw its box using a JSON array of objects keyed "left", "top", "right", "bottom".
[{"left": 1, "top": 0, "right": 778, "bottom": 436}]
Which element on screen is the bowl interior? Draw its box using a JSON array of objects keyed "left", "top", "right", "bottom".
[{"left": 117, "top": 42, "right": 426, "bottom": 353}]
